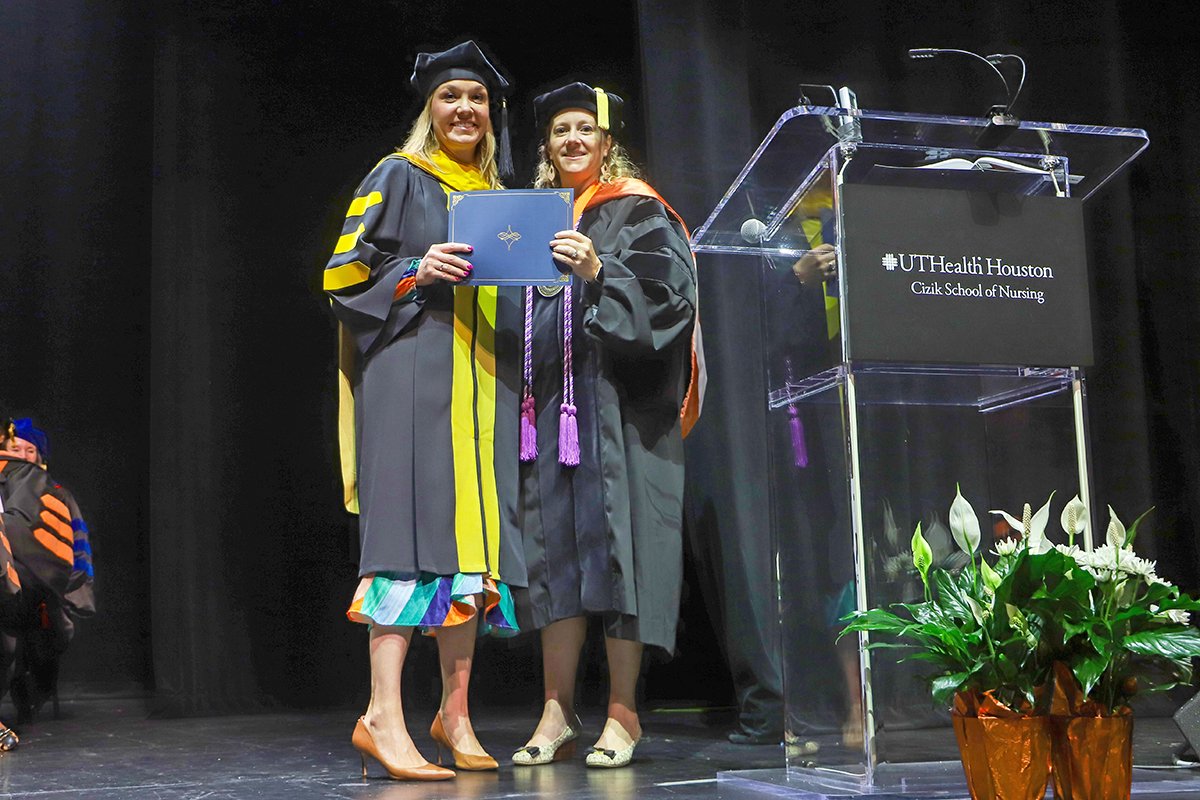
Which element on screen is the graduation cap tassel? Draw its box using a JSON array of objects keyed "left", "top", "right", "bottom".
[{"left": 498, "top": 97, "right": 515, "bottom": 181}]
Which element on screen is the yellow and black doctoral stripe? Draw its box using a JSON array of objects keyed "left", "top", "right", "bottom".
[
  {"left": 323, "top": 189, "right": 383, "bottom": 292},
  {"left": 450, "top": 286, "right": 502, "bottom": 576}
]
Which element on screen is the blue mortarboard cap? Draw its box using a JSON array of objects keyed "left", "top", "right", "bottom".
[{"left": 13, "top": 418, "right": 49, "bottom": 460}]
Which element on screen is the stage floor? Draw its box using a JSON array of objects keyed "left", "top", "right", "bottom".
[{"left": 0, "top": 700, "right": 1195, "bottom": 799}]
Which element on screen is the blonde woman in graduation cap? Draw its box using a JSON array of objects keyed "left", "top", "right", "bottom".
[
  {"left": 511, "top": 82, "right": 702, "bottom": 768},
  {"left": 322, "top": 41, "right": 526, "bottom": 781}
]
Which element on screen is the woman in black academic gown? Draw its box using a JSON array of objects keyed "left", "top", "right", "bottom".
[
  {"left": 511, "top": 82, "right": 700, "bottom": 768},
  {"left": 322, "top": 41, "right": 525, "bottom": 781}
]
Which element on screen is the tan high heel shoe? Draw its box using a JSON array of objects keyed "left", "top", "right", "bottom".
[
  {"left": 352, "top": 717, "right": 455, "bottom": 781},
  {"left": 430, "top": 712, "right": 499, "bottom": 771}
]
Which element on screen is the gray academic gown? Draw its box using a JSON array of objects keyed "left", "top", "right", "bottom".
[{"left": 515, "top": 193, "right": 697, "bottom": 653}]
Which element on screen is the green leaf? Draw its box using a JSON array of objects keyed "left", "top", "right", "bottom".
[
  {"left": 1124, "top": 627, "right": 1200, "bottom": 660},
  {"left": 1124, "top": 506, "right": 1154, "bottom": 548},
  {"left": 950, "top": 486, "right": 981, "bottom": 556},
  {"left": 839, "top": 608, "right": 909, "bottom": 638},
  {"left": 931, "top": 672, "right": 972, "bottom": 707},
  {"left": 1074, "top": 652, "right": 1109, "bottom": 697},
  {"left": 934, "top": 570, "right": 973, "bottom": 623}
]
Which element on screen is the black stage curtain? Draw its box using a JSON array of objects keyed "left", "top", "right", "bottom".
[
  {"left": 0, "top": 1, "right": 154, "bottom": 698},
  {"left": 4, "top": 0, "right": 668, "bottom": 716},
  {"left": 638, "top": 0, "right": 1200, "bottom": 732},
  {"left": 4, "top": 0, "right": 1197, "bottom": 719}
]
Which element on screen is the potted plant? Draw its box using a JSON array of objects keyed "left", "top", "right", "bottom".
[
  {"left": 841, "top": 487, "right": 1057, "bottom": 800},
  {"left": 843, "top": 488, "right": 1200, "bottom": 800},
  {"left": 993, "top": 497, "right": 1200, "bottom": 800}
]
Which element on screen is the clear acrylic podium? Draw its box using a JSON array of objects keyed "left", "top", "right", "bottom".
[{"left": 693, "top": 106, "right": 1148, "bottom": 794}]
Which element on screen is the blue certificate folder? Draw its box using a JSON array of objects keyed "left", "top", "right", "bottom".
[{"left": 448, "top": 189, "right": 575, "bottom": 286}]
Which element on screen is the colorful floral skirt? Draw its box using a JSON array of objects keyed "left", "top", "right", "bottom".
[{"left": 347, "top": 571, "right": 518, "bottom": 637}]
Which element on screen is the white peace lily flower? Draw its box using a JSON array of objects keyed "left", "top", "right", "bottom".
[
  {"left": 991, "top": 508, "right": 1025, "bottom": 538},
  {"left": 1060, "top": 494, "right": 1088, "bottom": 541},
  {"left": 949, "top": 487, "right": 981, "bottom": 556},
  {"left": 1027, "top": 493, "right": 1055, "bottom": 554},
  {"left": 1106, "top": 505, "right": 1127, "bottom": 548}
]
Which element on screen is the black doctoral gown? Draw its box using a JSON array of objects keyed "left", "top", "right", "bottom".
[
  {"left": 515, "top": 192, "right": 697, "bottom": 653},
  {"left": 323, "top": 153, "right": 525, "bottom": 589}
]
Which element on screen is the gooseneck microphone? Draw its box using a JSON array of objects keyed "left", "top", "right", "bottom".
[{"left": 907, "top": 47, "right": 1018, "bottom": 118}]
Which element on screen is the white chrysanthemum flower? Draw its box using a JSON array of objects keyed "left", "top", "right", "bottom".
[
  {"left": 1150, "top": 605, "right": 1191, "bottom": 625},
  {"left": 1055, "top": 543, "right": 1082, "bottom": 560},
  {"left": 1073, "top": 545, "right": 1119, "bottom": 581},
  {"left": 993, "top": 538, "right": 1020, "bottom": 557},
  {"left": 1124, "top": 554, "right": 1158, "bottom": 580}
]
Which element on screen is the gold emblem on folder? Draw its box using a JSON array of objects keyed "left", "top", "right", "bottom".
[{"left": 498, "top": 225, "right": 521, "bottom": 250}]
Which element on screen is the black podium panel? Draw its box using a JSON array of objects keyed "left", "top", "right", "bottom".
[{"left": 842, "top": 183, "right": 1093, "bottom": 366}]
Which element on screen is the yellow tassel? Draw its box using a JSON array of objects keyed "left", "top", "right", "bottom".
[{"left": 595, "top": 87, "right": 610, "bottom": 130}]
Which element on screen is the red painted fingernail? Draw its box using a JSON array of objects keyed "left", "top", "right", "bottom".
[{"left": 467, "top": 246, "right": 474, "bottom": 252}]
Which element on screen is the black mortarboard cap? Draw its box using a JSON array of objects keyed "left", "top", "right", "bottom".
[
  {"left": 411, "top": 41, "right": 514, "bottom": 179},
  {"left": 534, "top": 82, "right": 624, "bottom": 134},
  {"left": 410, "top": 40, "right": 511, "bottom": 99}
]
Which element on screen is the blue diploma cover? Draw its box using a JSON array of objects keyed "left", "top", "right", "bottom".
[{"left": 448, "top": 189, "right": 575, "bottom": 286}]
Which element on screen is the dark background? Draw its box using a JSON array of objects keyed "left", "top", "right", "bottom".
[{"left": 1, "top": 0, "right": 1196, "bottom": 717}]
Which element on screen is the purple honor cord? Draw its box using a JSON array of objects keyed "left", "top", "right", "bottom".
[{"left": 519, "top": 217, "right": 582, "bottom": 467}]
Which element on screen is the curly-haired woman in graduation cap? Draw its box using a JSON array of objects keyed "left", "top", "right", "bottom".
[
  {"left": 511, "top": 82, "right": 702, "bottom": 768},
  {"left": 321, "top": 41, "right": 526, "bottom": 781}
]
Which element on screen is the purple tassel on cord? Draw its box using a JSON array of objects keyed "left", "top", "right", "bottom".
[
  {"left": 520, "top": 287, "right": 538, "bottom": 462},
  {"left": 559, "top": 402, "right": 580, "bottom": 466},
  {"left": 558, "top": 284, "right": 580, "bottom": 466},
  {"left": 520, "top": 394, "right": 538, "bottom": 462},
  {"left": 788, "top": 405, "right": 808, "bottom": 468}
]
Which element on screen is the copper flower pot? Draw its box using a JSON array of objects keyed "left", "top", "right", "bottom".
[
  {"left": 1049, "top": 712, "right": 1133, "bottom": 800},
  {"left": 952, "top": 694, "right": 1052, "bottom": 800}
]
